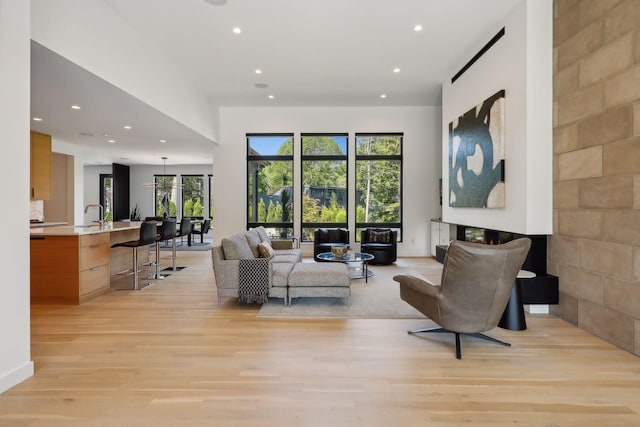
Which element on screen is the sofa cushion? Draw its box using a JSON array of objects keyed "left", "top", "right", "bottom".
[
  {"left": 222, "top": 234, "right": 255, "bottom": 260},
  {"left": 245, "top": 229, "right": 262, "bottom": 258},
  {"left": 272, "top": 263, "right": 294, "bottom": 288},
  {"left": 368, "top": 229, "right": 391, "bottom": 243},
  {"left": 257, "top": 241, "right": 275, "bottom": 258},
  {"left": 327, "top": 229, "right": 344, "bottom": 241},
  {"left": 271, "top": 253, "right": 300, "bottom": 264},
  {"left": 288, "top": 263, "right": 350, "bottom": 287},
  {"left": 254, "top": 226, "right": 272, "bottom": 246}
]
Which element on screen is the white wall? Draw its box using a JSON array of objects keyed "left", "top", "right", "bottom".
[
  {"left": 441, "top": 0, "right": 553, "bottom": 235},
  {"left": 52, "top": 138, "right": 85, "bottom": 224},
  {"left": 0, "top": 0, "right": 34, "bottom": 393},
  {"left": 215, "top": 106, "right": 441, "bottom": 257},
  {"left": 31, "top": 0, "right": 218, "bottom": 142}
]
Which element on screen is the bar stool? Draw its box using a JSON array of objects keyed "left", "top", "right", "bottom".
[
  {"left": 111, "top": 220, "right": 158, "bottom": 290},
  {"left": 167, "top": 217, "right": 192, "bottom": 271},
  {"left": 175, "top": 217, "right": 193, "bottom": 246},
  {"left": 191, "top": 219, "right": 211, "bottom": 244},
  {"left": 149, "top": 218, "right": 176, "bottom": 280}
]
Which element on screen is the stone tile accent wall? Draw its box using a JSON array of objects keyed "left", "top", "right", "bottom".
[{"left": 553, "top": 0, "right": 640, "bottom": 355}]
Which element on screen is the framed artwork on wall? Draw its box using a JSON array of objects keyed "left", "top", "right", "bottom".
[{"left": 448, "top": 89, "right": 506, "bottom": 208}]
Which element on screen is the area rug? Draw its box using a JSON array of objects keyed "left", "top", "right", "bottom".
[{"left": 257, "top": 258, "right": 443, "bottom": 319}]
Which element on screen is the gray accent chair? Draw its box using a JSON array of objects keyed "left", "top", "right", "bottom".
[{"left": 393, "top": 238, "right": 531, "bottom": 359}]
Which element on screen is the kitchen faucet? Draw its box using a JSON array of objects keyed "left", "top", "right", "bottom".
[{"left": 84, "top": 204, "right": 104, "bottom": 225}]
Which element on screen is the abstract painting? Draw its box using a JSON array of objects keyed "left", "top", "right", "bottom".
[{"left": 448, "top": 89, "right": 505, "bottom": 208}]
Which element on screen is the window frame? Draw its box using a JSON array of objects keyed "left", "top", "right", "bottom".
[
  {"left": 300, "top": 133, "right": 349, "bottom": 241},
  {"left": 354, "top": 133, "right": 403, "bottom": 242},
  {"left": 246, "top": 133, "right": 295, "bottom": 236},
  {"left": 99, "top": 173, "right": 113, "bottom": 222},
  {"left": 181, "top": 174, "right": 206, "bottom": 219},
  {"left": 208, "top": 174, "right": 213, "bottom": 220},
  {"left": 154, "top": 174, "right": 178, "bottom": 218}
]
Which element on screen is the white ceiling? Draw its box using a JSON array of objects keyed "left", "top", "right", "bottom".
[{"left": 29, "top": 0, "right": 520, "bottom": 166}]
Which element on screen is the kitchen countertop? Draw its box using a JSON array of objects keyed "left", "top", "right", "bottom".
[
  {"left": 30, "top": 221, "right": 144, "bottom": 236},
  {"left": 29, "top": 221, "right": 69, "bottom": 228}
]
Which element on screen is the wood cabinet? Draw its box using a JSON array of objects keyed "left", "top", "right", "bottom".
[
  {"left": 30, "top": 131, "right": 52, "bottom": 200},
  {"left": 30, "top": 233, "right": 110, "bottom": 304}
]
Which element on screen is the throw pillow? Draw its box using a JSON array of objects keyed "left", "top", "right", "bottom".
[
  {"left": 369, "top": 229, "right": 391, "bottom": 243},
  {"left": 257, "top": 241, "right": 275, "bottom": 259}
]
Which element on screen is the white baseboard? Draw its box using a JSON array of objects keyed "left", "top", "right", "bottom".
[{"left": 0, "top": 360, "right": 34, "bottom": 394}]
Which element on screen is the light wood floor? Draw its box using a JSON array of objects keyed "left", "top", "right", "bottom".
[{"left": 1, "top": 251, "right": 639, "bottom": 426}]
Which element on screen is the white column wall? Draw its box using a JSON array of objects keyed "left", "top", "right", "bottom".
[
  {"left": 52, "top": 139, "right": 85, "bottom": 225},
  {"left": 0, "top": 0, "right": 34, "bottom": 393},
  {"left": 441, "top": 0, "right": 553, "bottom": 235},
  {"left": 215, "top": 106, "right": 441, "bottom": 257}
]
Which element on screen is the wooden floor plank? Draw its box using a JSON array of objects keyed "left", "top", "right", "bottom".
[{"left": 0, "top": 251, "right": 639, "bottom": 426}]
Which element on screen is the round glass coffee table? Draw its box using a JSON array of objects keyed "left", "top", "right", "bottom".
[{"left": 316, "top": 252, "right": 374, "bottom": 283}]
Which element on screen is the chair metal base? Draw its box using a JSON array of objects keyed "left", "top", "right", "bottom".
[{"left": 408, "top": 327, "right": 511, "bottom": 360}]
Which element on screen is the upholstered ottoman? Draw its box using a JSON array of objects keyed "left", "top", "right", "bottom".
[{"left": 287, "top": 263, "right": 351, "bottom": 306}]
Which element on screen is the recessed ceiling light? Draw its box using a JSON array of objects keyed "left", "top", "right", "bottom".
[
  {"left": 254, "top": 83, "right": 269, "bottom": 89},
  {"left": 380, "top": 94, "right": 387, "bottom": 99},
  {"left": 414, "top": 24, "right": 423, "bottom": 32},
  {"left": 393, "top": 68, "right": 401, "bottom": 73},
  {"left": 233, "top": 27, "right": 242, "bottom": 34},
  {"left": 71, "top": 105, "right": 81, "bottom": 110},
  {"left": 255, "top": 69, "right": 263, "bottom": 74},
  {"left": 32, "top": 117, "right": 42, "bottom": 121},
  {"left": 160, "top": 139, "right": 166, "bottom": 143},
  {"left": 108, "top": 139, "right": 115, "bottom": 143},
  {"left": 268, "top": 95, "right": 275, "bottom": 99},
  {"left": 123, "top": 125, "right": 132, "bottom": 130}
]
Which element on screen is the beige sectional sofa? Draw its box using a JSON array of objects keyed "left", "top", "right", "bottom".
[
  {"left": 212, "top": 226, "right": 351, "bottom": 306},
  {"left": 212, "top": 227, "right": 302, "bottom": 305}
]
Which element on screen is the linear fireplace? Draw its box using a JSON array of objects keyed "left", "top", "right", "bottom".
[{"left": 451, "top": 225, "right": 559, "bottom": 305}]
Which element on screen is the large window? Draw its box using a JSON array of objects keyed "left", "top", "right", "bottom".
[
  {"left": 301, "top": 133, "right": 348, "bottom": 241},
  {"left": 154, "top": 175, "right": 178, "bottom": 218},
  {"left": 247, "top": 134, "right": 294, "bottom": 238},
  {"left": 99, "top": 174, "right": 113, "bottom": 222},
  {"left": 182, "top": 175, "right": 205, "bottom": 218},
  {"left": 355, "top": 133, "right": 402, "bottom": 241}
]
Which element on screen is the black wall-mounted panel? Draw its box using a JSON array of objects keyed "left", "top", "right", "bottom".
[{"left": 112, "top": 163, "right": 130, "bottom": 221}]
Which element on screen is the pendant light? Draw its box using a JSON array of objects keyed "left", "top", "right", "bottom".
[{"left": 143, "top": 157, "right": 183, "bottom": 189}]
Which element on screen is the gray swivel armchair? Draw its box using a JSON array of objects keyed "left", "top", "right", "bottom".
[{"left": 393, "top": 238, "right": 531, "bottom": 359}]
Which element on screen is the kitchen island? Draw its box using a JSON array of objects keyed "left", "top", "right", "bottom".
[{"left": 30, "top": 221, "right": 149, "bottom": 304}]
